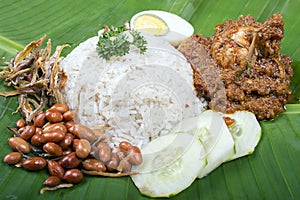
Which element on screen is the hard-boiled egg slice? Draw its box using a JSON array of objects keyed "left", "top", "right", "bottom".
[
  {"left": 130, "top": 10, "right": 194, "bottom": 46},
  {"left": 132, "top": 14, "right": 169, "bottom": 36}
]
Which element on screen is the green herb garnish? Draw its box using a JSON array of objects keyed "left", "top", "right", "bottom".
[
  {"left": 246, "top": 62, "right": 252, "bottom": 69},
  {"left": 96, "top": 25, "right": 147, "bottom": 60},
  {"left": 130, "top": 29, "right": 147, "bottom": 53},
  {"left": 236, "top": 70, "right": 243, "bottom": 77}
]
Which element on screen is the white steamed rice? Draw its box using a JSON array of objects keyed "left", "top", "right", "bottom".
[{"left": 60, "top": 32, "right": 207, "bottom": 147}]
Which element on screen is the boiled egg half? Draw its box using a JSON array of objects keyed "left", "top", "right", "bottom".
[{"left": 130, "top": 10, "right": 194, "bottom": 46}]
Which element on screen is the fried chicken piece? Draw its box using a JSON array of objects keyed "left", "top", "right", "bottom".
[{"left": 178, "top": 13, "right": 293, "bottom": 120}]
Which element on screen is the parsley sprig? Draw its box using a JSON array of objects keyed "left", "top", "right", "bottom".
[{"left": 96, "top": 25, "right": 147, "bottom": 60}]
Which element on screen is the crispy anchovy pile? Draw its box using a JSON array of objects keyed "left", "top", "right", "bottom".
[{"left": 0, "top": 35, "right": 68, "bottom": 122}]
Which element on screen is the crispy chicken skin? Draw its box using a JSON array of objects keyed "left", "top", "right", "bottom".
[{"left": 178, "top": 13, "right": 293, "bottom": 120}]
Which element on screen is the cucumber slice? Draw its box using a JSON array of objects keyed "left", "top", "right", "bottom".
[
  {"left": 131, "top": 110, "right": 234, "bottom": 197},
  {"left": 130, "top": 110, "right": 261, "bottom": 197},
  {"left": 197, "top": 111, "right": 235, "bottom": 178},
  {"left": 224, "top": 111, "right": 262, "bottom": 160},
  {"left": 131, "top": 132, "right": 206, "bottom": 198}
]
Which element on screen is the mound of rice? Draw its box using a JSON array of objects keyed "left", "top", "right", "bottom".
[{"left": 60, "top": 32, "right": 206, "bottom": 147}]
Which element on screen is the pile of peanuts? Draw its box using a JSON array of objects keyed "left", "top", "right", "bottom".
[{"left": 3, "top": 103, "right": 143, "bottom": 191}]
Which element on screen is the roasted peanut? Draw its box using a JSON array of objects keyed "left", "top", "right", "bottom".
[
  {"left": 35, "top": 127, "right": 43, "bottom": 135},
  {"left": 60, "top": 152, "right": 81, "bottom": 169},
  {"left": 49, "top": 103, "right": 69, "bottom": 114},
  {"left": 82, "top": 158, "right": 106, "bottom": 172},
  {"left": 41, "top": 131, "right": 65, "bottom": 143},
  {"left": 75, "top": 139, "right": 91, "bottom": 159},
  {"left": 59, "top": 133, "right": 74, "bottom": 150},
  {"left": 97, "top": 142, "right": 112, "bottom": 163},
  {"left": 20, "top": 125, "right": 36, "bottom": 140},
  {"left": 5, "top": 106, "right": 142, "bottom": 190},
  {"left": 43, "top": 123, "right": 67, "bottom": 134},
  {"left": 106, "top": 157, "right": 119, "bottom": 172},
  {"left": 116, "top": 151, "right": 126, "bottom": 161},
  {"left": 73, "top": 124, "right": 97, "bottom": 142},
  {"left": 43, "top": 176, "right": 61, "bottom": 187},
  {"left": 106, "top": 153, "right": 119, "bottom": 171},
  {"left": 43, "top": 142, "right": 63, "bottom": 157},
  {"left": 117, "top": 159, "right": 131, "bottom": 172},
  {"left": 17, "top": 127, "right": 25, "bottom": 135},
  {"left": 63, "top": 169, "right": 83, "bottom": 184},
  {"left": 8, "top": 137, "right": 30, "bottom": 153},
  {"left": 89, "top": 145, "right": 99, "bottom": 159},
  {"left": 33, "top": 112, "right": 47, "bottom": 128},
  {"left": 16, "top": 119, "right": 26, "bottom": 128},
  {"left": 3, "top": 152, "right": 22, "bottom": 165},
  {"left": 30, "top": 134, "right": 43, "bottom": 146},
  {"left": 45, "top": 110, "right": 63, "bottom": 123},
  {"left": 119, "top": 141, "right": 132, "bottom": 152},
  {"left": 63, "top": 149, "right": 73, "bottom": 156},
  {"left": 72, "top": 138, "right": 80, "bottom": 151},
  {"left": 22, "top": 157, "right": 47, "bottom": 171},
  {"left": 64, "top": 121, "right": 75, "bottom": 133},
  {"left": 47, "top": 160, "right": 65, "bottom": 179},
  {"left": 128, "top": 146, "right": 143, "bottom": 165},
  {"left": 63, "top": 110, "right": 74, "bottom": 121}
]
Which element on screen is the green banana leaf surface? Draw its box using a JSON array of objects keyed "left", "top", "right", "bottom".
[{"left": 0, "top": 0, "right": 300, "bottom": 199}]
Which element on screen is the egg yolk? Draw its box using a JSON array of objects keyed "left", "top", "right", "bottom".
[{"left": 133, "top": 14, "right": 169, "bottom": 36}]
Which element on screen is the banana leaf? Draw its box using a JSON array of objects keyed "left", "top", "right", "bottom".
[{"left": 0, "top": 0, "right": 300, "bottom": 199}]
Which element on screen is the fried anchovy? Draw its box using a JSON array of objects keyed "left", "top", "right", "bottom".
[
  {"left": 82, "top": 169, "right": 138, "bottom": 177},
  {"left": 0, "top": 35, "right": 68, "bottom": 122},
  {"left": 40, "top": 184, "right": 74, "bottom": 194}
]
